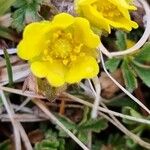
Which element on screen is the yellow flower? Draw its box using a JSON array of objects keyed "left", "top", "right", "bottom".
[
  {"left": 17, "top": 13, "right": 100, "bottom": 87},
  {"left": 75, "top": 0, "right": 138, "bottom": 33}
]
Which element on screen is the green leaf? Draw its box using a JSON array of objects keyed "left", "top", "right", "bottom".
[
  {"left": 12, "top": 8, "right": 25, "bottom": 32},
  {"left": 0, "top": 140, "right": 12, "bottom": 150},
  {"left": 45, "top": 130, "right": 57, "bottom": 140},
  {"left": 58, "top": 139, "right": 65, "bottom": 150},
  {"left": 135, "top": 42, "right": 150, "bottom": 62},
  {"left": 106, "top": 97, "right": 138, "bottom": 109},
  {"left": 34, "top": 129, "right": 65, "bottom": 150},
  {"left": 78, "top": 118, "right": 108, "bottom": 133},
  {"left": 0, "top": 0, "right": 16, "bottom": 16},
  {"left": 122, "top": 107, "right": 142, "bottom": 125},
  {"left": 105, "top": 58, "right": 121, "bottom": 73},
  {"left": 56, "top": 114, "right": 76, "bottom": 130},
  {"left": 123, "top": 107, "right": 143, "bottom": 118},
  {"left": 55, "top": 114, "right": 76, "bottom": 137},
  {"left": 4, "top": 49, "right": 13, "bottom": 87},
  {"left": 41, "top": 139, "right": 59, "bottom": 148},
  {"left": 78, "top": 106, "right": 89, "bottom": 126},
  {"left": 132, "top": 64, "right": 150, "bottom": 87},
  {"left": 12, "top": 0, "right": 42, "bottom": 32},
  {"left": 121, "top": 61, "right": 137, "bottom": 92},
  {"left": 77, "top": 130, "right": 88, "bottom": 143},
  {"left": 115, "top": 31, "right": 127, "bottom": 50}
]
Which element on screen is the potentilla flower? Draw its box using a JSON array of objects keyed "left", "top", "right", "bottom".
[
  {"left": 75, "top": 0, "right": 138, "bottom": 33},
  {"left": 17, "top": 13, "right": 100, "bottom": 87}
]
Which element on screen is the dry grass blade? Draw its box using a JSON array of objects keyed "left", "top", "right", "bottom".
[
  {"left": 32, "top": 99, "right": 89, "bottom": 150},
  {"left": 6, "top": 94, "right": 33, "bottom": 150},
  {"left": 0, "top": 114, "right": 48, "bottom": 122},
  {"left": 64, "top": 93, "right": 150, "bottom": 125},
  {"left": 0, "top": 64, "right": 30, "bottom": 85},
  {"left": 0, "top": 85, "right": 150, "bottom": 125},
  {"left": 100, "top": 101, "right": 150, "bottom": 149},
  {"left": 100, "top": 53, "right": 150, "bottom": 115},
  {"left": 0, "top": 90, "right": 21, "bottom": 150},
  {"left": 0, "top": 48, "right": 17, "bottom": 55},
  {"left": 99, "top": 111, "right": 150, "bottom": 150},
  {"left": 91, "top": 77, "right": 101, "bottom": 118}
]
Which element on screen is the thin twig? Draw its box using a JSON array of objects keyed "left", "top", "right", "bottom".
[
  {"left": 15, "top": 97, "right": 31, "bottom": 112},
  {"left": 32, "top": 99, "right": 89, "bottom": 150},
  {"left": 0, "top": 86, "right": 44, "bottom": 99},
  {"left": 64, "top": 93, "right": 150, "bottom": 125},
  {"left": 0, "top": 90, "right": 21, "bottom": 150},
  {"left": 99, "top": 111, "right": 150, "bottom": 150},
  {"left": 100, "top": 102, "right": 150, "bottom": 149},
  {"left": 1, "top": 86, "right": 150, "bottom": 125},
  {"left": 91, "top": 77, "right": 101, "bottom": 118},
  {"left": 0, "top": 48, "right": 17, "bottom": 55},
  {"left": 5, "top": 94, "right": 33, "bottom": 150},
  {"left": 0, "top": 114, "right": 48, "bottom": 122},
  {"left": 100, "top": 53, "right": 150, "bottom": 115}
]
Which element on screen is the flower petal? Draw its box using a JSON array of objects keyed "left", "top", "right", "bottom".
[
  {"left": 46, "top": 61, "right": 67, "bottom": 87},
  {"left": 17, "top": 22, "right": 50, "bottom": 60},
  {"left": 52, "top": 13, "right": 74, "bottom": 28},
  {"left": 80, "top": 5, "right": 111, "bottom": 33},
  {"left": 31, "top": 61, "right": 49, "bottom": 78},
  {"left": 31, "top": 60, "right": 67, "bottom": 87},
  {"left": 74, "top": 17, "right": 100, "bottom": 48},
  {"left": 107, "top": 17, "right": 138, "bottom": 31},
  {"left": 66, "top": 56, "right": 99, "bottom": 83}
]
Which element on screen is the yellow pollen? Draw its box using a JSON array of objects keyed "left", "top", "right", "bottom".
[
  {"left": 80, "top": 52, "right": 85, "bottom": 57},
  {"left": 63, "top": 59, "right": 69, "bottom": 65},
  {"left": 66, "top": 33, "right": 72, "bottom": 40},
  {"left": 74, "top": 44, "right": 83, "bottom": 53},
  {"left": 70, "top": 55, "right": 77, "bottom": 61},
  {"left": 52, "top": 38, "right": 72, "bottom": 58}
]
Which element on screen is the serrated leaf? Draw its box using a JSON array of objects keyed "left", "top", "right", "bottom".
[
  {"left": 77, "top": 130, "right": 88, "bottom": 143},
  {"left": 0, "top": 0, "right": 16, "bottom": 16},
  {"left": 135, "top": 42, "right": 150, "bottom": 62},
  {"left": 121, "top": 61, "right": 137, "bottom": 92},
  {"left": 106, "top": 97, "right": 138, "bottom": 109},
  {"left": 56, "top": 115, "right": 77, "bottom": 137},
  {"left": 122, "top": 107, "right": 142, "bottom": 125},
  {"left": 105, "top": 58, "right": 121, "bottom": 73},
  {"left": 12, "top": 8, "right": 25, "bottom": 32},
  {"left": 58, "top": 139, "right": 65, "bottom": 150},
  {"left": 115, "top": 31, "right": 127, "bottom": 50},
  {"left": 132, "top": 64, "right": 150, "bottom": 87},
  {"left": 78, "top": 106, "right": 89, "bottom": 126},
  {"left": 12, "top": 0, "right": 42, "bottom": 32},
  {"left": 123, "top": 107, "right": 143, "bottom": 118},
  {"left": 41, "top": 139, "right": 59, "bottom": 148},
  {"left": 78, "top": 118, "right": 108, "bottom": 133},
  {"left": 45, "top": 130, "right": 57, "bottom": 139}
]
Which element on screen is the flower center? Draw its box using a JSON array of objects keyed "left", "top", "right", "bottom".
[
  {"left": 42, "top": 31, "right": 84, "bottom": 65},
  {"left": 93, "top": 0, "right": 122, "bottom": 19},
  {"left": 52, "top": 38, "right": 72, "bottom": 58}
]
